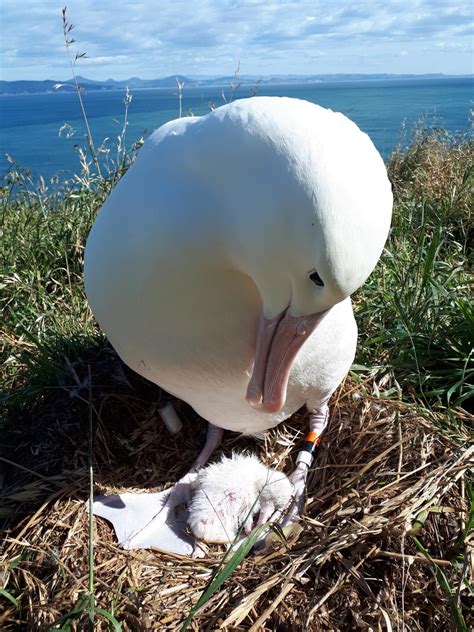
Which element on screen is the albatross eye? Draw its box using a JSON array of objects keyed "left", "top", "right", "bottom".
[{"left": 309, "top": 270, "right": 324, "bottom": 287}]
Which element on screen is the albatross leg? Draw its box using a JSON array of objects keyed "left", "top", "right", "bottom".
[
  {"left": 254, "top": 404, "right": 330, "bottom": 546},
  {"left": 92, "top": 423, "right": 223, "bottom": 555},
  {"left": 286, "top": 403, "right": 329, "bottom": 519},
  {"left": 191, "top": 424, "right": 224, "bottom": 472}
]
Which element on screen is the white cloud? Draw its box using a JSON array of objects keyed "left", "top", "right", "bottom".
[
  {"left": 85, "top": 55, "right": 130, "bottom": 65},
  {"left": 0, "top": 0, "right": 472, "bottom": 80}
]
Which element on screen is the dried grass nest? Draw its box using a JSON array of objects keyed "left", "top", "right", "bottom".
[{"left": 1, "top": 353, "right": 472, "bottom": 630}]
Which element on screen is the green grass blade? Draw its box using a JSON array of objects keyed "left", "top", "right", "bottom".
[
  {"left": 0, "top": 588, "right": 19, "bottom": 608},
  {"left": 420, "top": 226, "right": 442, "bottom": 292},
  {"left": 88, "top": 365, "right": 95, "bottom": 630},
  {"left": 50, "top": 594, "right": 89, "bottom": 630},
  {"left": 180, "top": 524, "right": 274, "bottom": 631},
  {"left": 95, "top": 607, "right": 122, "bottom": 631},
  {"left": 412, "top": 537, "right": 468, "bottom": 632},
  {"left": 462, "top": 477, "right": 473, "bottom": 542}
]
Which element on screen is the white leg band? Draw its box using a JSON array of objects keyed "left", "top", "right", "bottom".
[{"left": 296, "top": 451, "right": 314, "bottom": 468}]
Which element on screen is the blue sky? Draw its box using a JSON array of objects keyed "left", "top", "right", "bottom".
[{"left": 1, "top": 0, "right": 472, "bottom": 81}]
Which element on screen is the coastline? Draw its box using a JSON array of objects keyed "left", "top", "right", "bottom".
[{"left": 1, "top": 73, "right": 472, "bottom": 97}]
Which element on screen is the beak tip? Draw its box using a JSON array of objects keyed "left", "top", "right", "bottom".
[
  {"left": 246, "top": 395, "right": 284, "bottom": 414},
  {"left": 260, "top": 400, "right": 284, "bottom": 414},
  {"left": 246, "top": 386, "right": 263, "bottom": 408}
]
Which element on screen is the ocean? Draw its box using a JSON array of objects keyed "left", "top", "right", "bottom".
[{"left": 0, "top": 77, "right": 472, "bottom": 181}]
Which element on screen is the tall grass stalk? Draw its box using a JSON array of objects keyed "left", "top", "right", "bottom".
[
  {"left": 61, "top": 7, "right": 102, "bottom": 178},
  {"left": 88, "top": 365, "right": 95, "bottom": 629},
  {"left": 176, "top": 77, "right": 184, "bottom": 118}
]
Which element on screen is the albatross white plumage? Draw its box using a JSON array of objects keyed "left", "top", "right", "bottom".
[{"left": 86, "top": 96, "right": 392, "bottom": 554}]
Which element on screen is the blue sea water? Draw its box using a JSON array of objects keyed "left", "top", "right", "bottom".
[{"left": 0, "top": 78, "right": 472, "bottom": 181}]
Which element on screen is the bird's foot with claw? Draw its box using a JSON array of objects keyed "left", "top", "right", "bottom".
[{"left": 252, "top": 463, "right": 307, "bottom": 552}]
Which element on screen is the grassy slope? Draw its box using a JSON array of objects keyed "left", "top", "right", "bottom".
[
  {"left": 0, "top": 127, "right": 473, "bottom": 629},
  {"left": 2, "top": 128, "right": 473, "bottom": 418},
  {"left": 356, "top": 129, "right": 473, "bottom": 408}
]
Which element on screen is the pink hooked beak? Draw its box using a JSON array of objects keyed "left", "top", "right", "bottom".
[{"left": 246, "top": 308, "right": 328, "bottom": 413}]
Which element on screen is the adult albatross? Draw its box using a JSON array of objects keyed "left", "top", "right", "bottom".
[{"left": 85, "top": 96, "right": 392, "bottom": 555}]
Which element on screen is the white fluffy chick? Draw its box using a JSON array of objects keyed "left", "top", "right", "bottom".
[{"left": 188, "top": 453, "right": 293, "bottom": 543}]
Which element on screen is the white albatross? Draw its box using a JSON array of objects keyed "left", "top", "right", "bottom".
[{"left": 85, "top": 96, "right": 392, "bottom": 555}]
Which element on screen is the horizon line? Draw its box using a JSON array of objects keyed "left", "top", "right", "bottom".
[{"left": 2, "top": 71, "right": 474, "bottom": 83}]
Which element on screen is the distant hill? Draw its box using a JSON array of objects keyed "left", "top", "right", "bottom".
[
  {"left": 0, "top": 79, "right": 114, "bottom": 95},
  {"left": 197, "top": 72, "right": 458, "bottom": 86},
  {"left": 1, "top": 73, "right": 471, "bottom": 95},
  {"left": 67, "top": 74, "right": 195, "bottom": 89},
  {"left": 1, "top": 80, "right": 66, "bottom": 95},
  {"left": 0, "top": 75, "right": 196, "bottom": 95}
]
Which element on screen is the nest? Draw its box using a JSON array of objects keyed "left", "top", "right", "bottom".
[{"left": 1, "top": 350, "right": 472, "bottom": 630}]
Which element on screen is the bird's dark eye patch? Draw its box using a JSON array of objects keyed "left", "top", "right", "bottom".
[{"left": 309, "top": 270, "right": 324, "bottom": 287}]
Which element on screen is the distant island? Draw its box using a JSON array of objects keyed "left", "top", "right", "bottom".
[{"left": 1, "top": 73, "right": 472, "bottom": 95}]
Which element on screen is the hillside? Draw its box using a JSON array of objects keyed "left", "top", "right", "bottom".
[
  {"left": 0, "top": 124, "right": 472, "bottom": 630},
  {"left": 1, "top": 73, "right": 471, "bottom": 95},
  {"left": 0, "top": 75, "right": 194, "bottom": 95}
]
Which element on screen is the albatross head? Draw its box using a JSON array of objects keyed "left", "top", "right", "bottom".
[{"left": 213, "top": 98, "right": 393, "bottom": 413}]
